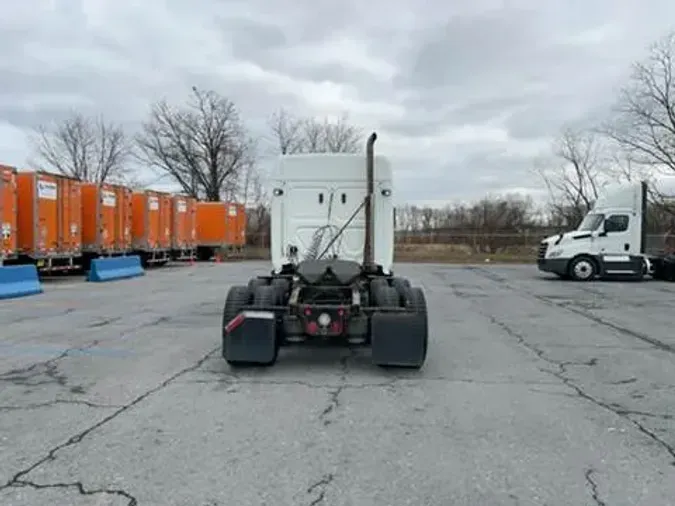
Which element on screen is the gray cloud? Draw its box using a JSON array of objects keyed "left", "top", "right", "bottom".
[{"left": 1, "top": 0, "right": 675, "bottom": 205}]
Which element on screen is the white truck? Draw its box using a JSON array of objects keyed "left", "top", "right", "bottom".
[
  {"left": 537, "top": 180, "right": 675, "bottom": 281},
  {"left": 220, "top": 133, "right": 429, "bottom": 368}
]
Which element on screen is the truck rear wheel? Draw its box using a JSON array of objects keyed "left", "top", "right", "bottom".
[
  {"left": 373, "top": 285, "right": 400, "bottom": 308},
  {"left": 222, "top": 285, "right": 251, "bottom": 364},
  {"left": 248, "top": 277, "right": 268, "bottom": 297},
  {"left": 391, "top": 277, "right": 412, "bottom": 304},
  {"left": 270, "top": 278, "right": 290, "bottom": 304}
]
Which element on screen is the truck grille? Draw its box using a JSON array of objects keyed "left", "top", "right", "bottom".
[{"left": 538, "top": 242, "right": 548, "bottom": 261}]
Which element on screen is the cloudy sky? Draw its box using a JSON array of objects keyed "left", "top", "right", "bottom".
[{"left": 1, "top": 0, "right": 674, "bottom": 207}]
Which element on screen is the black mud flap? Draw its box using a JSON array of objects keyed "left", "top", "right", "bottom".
[
  {"left": 224, "top": 310, "right": 277, "bottom": 364},
  {"left": 370, "top": 312, "right": 427, "bottom": 368}
]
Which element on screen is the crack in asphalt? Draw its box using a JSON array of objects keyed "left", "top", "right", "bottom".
[
  {"left": 490, "top": 308, "right": 675, "bottom": 461},
  {"left": 0, "top": 341, "right": 101, "bottom": 388},
  {"left": 466, "top": 266, "right": 675, "bottom": 355},
  {"left": 0, "top": 347, "right": 220, "bottom": 505},
  {"left": 0, "top": 399, "right": 122, "bottom": 412},
  {"left": 584, "top": 469, "right": 607, "bottom": 506},
  {"left": 444, "top": 273, "right": 675, "bottom": 465},
  {"left": 87, "top": 317, "right": 123, "bottom": 328},
  {"left": 306, "top": 473, "right": 335, "bottom": 506},
  {"left": 186, "top": 377, "right": 558, "bottom": 390},
  {"left": 9, "top": 479, "right": 137, "bottom": 506},
  {"left": 319, "top": 353, "right": 352, "bottom": 426}
]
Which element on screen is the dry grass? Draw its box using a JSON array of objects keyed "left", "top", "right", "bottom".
[
  {"left": 222, "top": 244, "right": 536, "bottom": 264},
  {"left": 394, "top": 243, "right": 535, "bottom": 263}
]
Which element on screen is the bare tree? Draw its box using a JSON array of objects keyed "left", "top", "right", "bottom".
[
  {"left": 31, "top": 112, "right": 131, "bottom": 183},
  {"left": 600, "top": 31, "right": 675, "bottom": 177},
  {"left": 135, "top": 86, "right": 256, "bottom": 201},
  {"left": 268, "top": 108, "right": 362, "bottom": 154},
  {"left": 537, "top": 127, "right": 606, "bottom": 227}
]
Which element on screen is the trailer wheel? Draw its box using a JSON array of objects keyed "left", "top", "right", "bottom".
[
  {"left": 222, "top": 285, "right": 251, "bottom": 364},
  {"left": 568, "top": 255, "right": 598, "bottom": 281}
]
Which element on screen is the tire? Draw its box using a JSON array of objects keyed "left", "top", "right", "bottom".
[
  {"left": 370, "top": 278, "right": 389, "bottom": 306},
  {"left": 568, "top": 256, "right": 597, "bottom": 281},
  {"left": 247, "top": 277, "right": 268, "bottom": 300},
  {"left": 406, "top": 287, "right": 428, "bottom": 366},
  {"left": 373, "top": 285, "right": 400, "bottom": 308},
  {"left": 222, "top": 285, "right": 250, "bottom": 364},
  {"left": 270, "top": 278, "right": 290, "bottom": 304},
  {"left": 391, "top": 277, "right": 412, "bottom": 304}
]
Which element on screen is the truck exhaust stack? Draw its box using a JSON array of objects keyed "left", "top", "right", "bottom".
[{"left": 363, "top": 132, "right": 377, "bottom": 271}]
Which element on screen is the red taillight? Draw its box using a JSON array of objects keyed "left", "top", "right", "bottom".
[
  {"left": 337, "top": 307, "right": 344, "bottom": 316},
  {"left": 306, "top": 321, "right": 318, "bottom": 334},
  {"left": 224, "top": 313, "right": 245, "bottom": 333},
  {"left": 304, "top": 307, "right": 312, "bottom": 316}
]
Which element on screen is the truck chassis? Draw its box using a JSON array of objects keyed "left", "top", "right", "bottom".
[
  {"left": 222, "top": 259, "right": 428, "bottom": 369},
  {"left": 221, "top": 132, "right": 429, "bottom": 369}
]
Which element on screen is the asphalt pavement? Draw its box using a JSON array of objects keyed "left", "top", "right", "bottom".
[{"left": 0, "top": 261, "right": 674, "bottom": 506}]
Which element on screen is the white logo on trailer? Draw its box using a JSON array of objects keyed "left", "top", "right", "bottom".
[
  {"left": 102, "top": 191, "right": 116, "bottom": 207},
  {"left": 37, "top": 180, "right": 57, "bottom": 200},
  {"left": 1, "top": 223, "right": 10, "bottom": 239}
]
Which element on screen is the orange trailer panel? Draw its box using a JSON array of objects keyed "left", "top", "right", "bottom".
[
  {"left": 132, "top": 190, "right": 170, "bottom": 251},
  {"left": 16, "top": 171, "right": 81, "bottom": 258},
  {"left": 196, "top": 201, "right": 246, "bottom": 247},
  {"left": 0, "top": 165, "right": 18, "bottom": 259},
  {"left": 224, "top": 202, "right": 246, "bottom": 246},
  {"left": 158, "top": 192, "right": 172, "bottom": 249},
  {"left": 81, "top": 182, "right": 133, "bottom": 253},
  {"left": 171, "top": 195, "right": 197, "bottom": 249},
  {"left": 115, "top": 185, "right": 133, "bottom": 251}
]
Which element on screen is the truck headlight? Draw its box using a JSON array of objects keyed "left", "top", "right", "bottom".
[{"left": 548, "top": 249, "right": 563, "bottom": 258}]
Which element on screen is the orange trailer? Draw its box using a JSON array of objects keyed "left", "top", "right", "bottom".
[
  {"left": 170, "top": 195, "right": 197, "bottom": 260},
  {"left": 81, "top": 182, "right": 133, "bottom": 257},
  {"left": 15, "top": 171, "right": 82, "bottom": 271},
  {"left": 0, "top": 165, "right": 18, "bottom": 262},
  {"left": 131, "top": 190, "right": 171, "bottom": 265},
  {"left": 195, "top": 201, "right": 246, "bottom": 260}
]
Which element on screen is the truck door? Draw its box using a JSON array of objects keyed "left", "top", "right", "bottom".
[{"left": 595, "top": 214, "right": 631, "bottom": 254}]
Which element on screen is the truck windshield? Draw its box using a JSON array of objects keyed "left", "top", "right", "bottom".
[{"left": 577, "top": 213, "right": 604, "bottom": 231}]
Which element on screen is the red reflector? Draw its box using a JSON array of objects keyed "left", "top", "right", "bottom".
[
  {"left": 306, "top": 321, "right": 318, "bottom": 334},
  {"left": 304, "top": 307, "right": 311, "bottom": 316},
  {"left": 224, "top": 313, "right": 245, "bottom": 333}
]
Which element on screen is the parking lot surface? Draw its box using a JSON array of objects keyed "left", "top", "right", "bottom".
[{"left": 1, "top": 262, "right": 674, "bottom": 506}]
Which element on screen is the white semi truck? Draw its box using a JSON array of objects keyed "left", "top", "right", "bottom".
[
  {"left": 220, "top": 133, "right": 429, "bottom": 368},
  {"left": 537, "top": 180, "right": 675, "bottom": 281}
]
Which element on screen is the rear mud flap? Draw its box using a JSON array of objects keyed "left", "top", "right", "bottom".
[
  {"left": 224, "top": 311, "right": 277, "bottom": 364},
  {"left": 370, "top": 312, "right": 427, "bottom": 368}
]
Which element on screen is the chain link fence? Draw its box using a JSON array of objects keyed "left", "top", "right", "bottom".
[{"left": 238, "top": 229, "right": 675, "bottom": 262}]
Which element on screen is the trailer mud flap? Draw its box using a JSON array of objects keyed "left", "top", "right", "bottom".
[
  {"left": 370, "top": 312, "right": 427, "bottom": 368},
  {"left": 224, "top": 311, "right": 277, "bottom": 364}
]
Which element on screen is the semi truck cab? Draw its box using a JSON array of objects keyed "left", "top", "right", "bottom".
[{"left": 538, "top": 181, "right": 648, "bottom": 281}]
